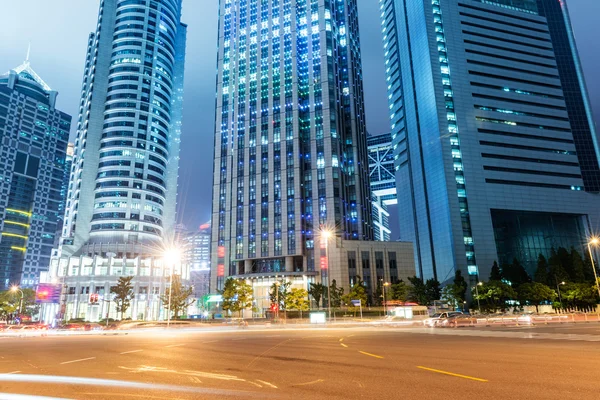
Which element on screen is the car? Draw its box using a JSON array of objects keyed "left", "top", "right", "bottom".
[{"left": 423, "top": 312, "right": 463, "bottom": 327}]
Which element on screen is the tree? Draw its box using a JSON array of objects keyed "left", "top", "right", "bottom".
[
  {"left": 473, "top": 280, "right": 517, "bottom": 313},
  {"left": 453, "top": 270, "right": 468, "bottom": 304},
  {"left": 407, "top": 276, "right": 429, "bottom": 305},
  {"left": 517, "top": 282, "right": 557, "bottom": 313},
  {"left": 308, "top": 283, "right": 326, "bottom": 308},
  {"left": 441, "top": 285, "right": 461, "bottom": 310},
  {"left": 390, "top": 280, "right": 409, "bottom": 302},
  {"left": 501, "top": 258, "right": 530, "bottom": 287},
  {"left": 425, "top": 278, "right": 441, "bottom": 302},
  {"left": 583, "top": 252, "right": 598, "bottom": 283},
  {"left": 534, "top": 254, "right": 549, "bottom": 285},
  {"left": 570, "top": 248, "right": 586, "bottom": 283},
  {"left": 548, "top": 248, "right": 569, "bottom": 284},
  {"left": 269, "top": 280, "right": 290, "bottom": 310},
  {"left": 221, "top": 277, "right": 253, "bottom": 317},
  {"left": 342, "top": 277, "right": 368, "bottom": 311},
  {"left": 562, "top": 282, "right": 599, "bottom": 310},
  {"left": 285, "top": 288, "right": 310, "bottom": 319},
  {"left": 160, "top": 275, "right": 194, "bottom": 319},
  {"left": 490, "top": 261, "right": 502, "bottom": 281},
  {"left": 111, "top": 276, "right": 134, "bottom": 320},
  {"left": 329, "top": 280, "right": 344, "bottom": 309}
]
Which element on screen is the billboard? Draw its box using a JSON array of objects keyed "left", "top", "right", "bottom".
[{"left": 36, "top": 283, "right": 62, "bottom": 304}]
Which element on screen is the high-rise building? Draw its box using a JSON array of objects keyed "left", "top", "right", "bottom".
[
  {"left": 0, "top": 59, "right": 72, "bottom": 288},
  {"left": 48, "top": 0, "right": 188, "bottom": 322},
  {"left": 380, "top": 0, "right": 600, "bottom": 282},
  {"left": 183, "top": 222, "right": 211, "bottom": 298},
  {"left": 211, "top": 0, "right": 416, "bottom": 310},
  {"left": 368, "top": 133, "right": 397, "bottom": 241},
  {"left": 56, "top": 143, "right": 74, "bottom": 248}
]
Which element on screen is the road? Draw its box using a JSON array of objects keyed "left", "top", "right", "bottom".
[{"left": 1, "top": 324, "right": 600, "bottom": 399}]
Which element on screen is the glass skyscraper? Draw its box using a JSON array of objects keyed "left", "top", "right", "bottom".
[
  {"left": 211, "top": 0, "right": 373, "bottom": 291},
  {"left": 381, "top": 0, "right": 600, "bottom": 281},
  {"left": 368, "top": 133, "right": 397, "bottom": 241},
  {"left": 58, "top": 0, "right": 187, "bottom": 259},
  {"left": 0, "top": 59, "right": 71, "bottom": 288}
]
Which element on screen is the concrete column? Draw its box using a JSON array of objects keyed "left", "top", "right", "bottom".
[
  {"left": 285, "top": 256, "right": 293, "bottom": 272},
  {"left": 245, "top": 259, "right": 252, "bottom": 275}
]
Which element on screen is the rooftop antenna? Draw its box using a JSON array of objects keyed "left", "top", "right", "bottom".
[{"left": 25, "top": 43, "right": 31, "bottom": 65}]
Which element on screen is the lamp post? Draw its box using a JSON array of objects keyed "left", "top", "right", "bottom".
[
  {"left": 10, "top": 286, "right": 24, "bottom": 320},
  {"left": 474, "top": 282, "right": 483, "bottom": 314},
  {"left": 164, "top": 248, "right": 181, "bottom": 329},
  {"left": 382, "top": 282, "right": 390, "bottom": 316},
  {"left": 587, "top": 238, "right": 600, "bottom": 299},
  {"left": 322, "top": 229, "right": 332, "bottom": 323},
  {"left": 556, "top": 281, "right": 565, "bottom": 307}
]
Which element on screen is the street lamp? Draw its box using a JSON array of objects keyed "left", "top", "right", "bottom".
[
  {"left": 587, "top": 238, "right": 600, "bottom": 299},
  {"left": 556, "top": 281, "right": 565, "bottom": 307},
  {"left": 10, "top": 285, "right": 24, "bottom": 317},
  {"left": 382, "top": 281, "right": 390, "bottom": 316},
  {"left": 473, "top": 282, "right": 483, "bottom": 314},
  {"left": 321, "top": 229, "right": 332, "bottom": 322},
  {"left": 164, "top": 248, "right": 181, "bottom": 328}
]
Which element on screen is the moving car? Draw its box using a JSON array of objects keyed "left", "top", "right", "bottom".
[{"left": 423, "top": 311, "right": 463, "bottom": 327}]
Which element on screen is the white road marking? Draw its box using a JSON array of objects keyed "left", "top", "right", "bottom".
[
  {"left": 120, "top": 350, "right": 143, "bottom": 354},
  {"left": 256, "top": 379, "right": 278, "bottom": 389},
  {"left": 293, "top": 379, "right": 324, "bottom": 387},
  {"left": 164, "top": 344, "right": 185, "bottom": 348},
  {"left": 60, "top": 357, "right": 96, "bottom": 365}
]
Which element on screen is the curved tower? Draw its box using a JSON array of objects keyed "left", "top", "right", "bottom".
[{"left": 60, "top": 0, "right": 187, "bottom": 258}]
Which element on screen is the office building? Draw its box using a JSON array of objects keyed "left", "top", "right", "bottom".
[
  {"left": 368, "top": 133, "right": 397, "bottom": 241},
  {"left": 211, "top": 0, "right": 416, "bottom": 310},
  {"left": 0, "top": 59, "right": 72, "bottom": 289},
  {"left": 183, "top": 222, "right": 211, "bottom": 297},
  {"left": 48, "top": 0, "right": 188, "bottom": 321},
  {"left": 380, "top": 0, "right": 600, "bottom": 282}
]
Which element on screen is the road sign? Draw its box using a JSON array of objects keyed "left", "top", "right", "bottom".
[{"left": 351, "top": 299, "right": 362, "bottom": 307}]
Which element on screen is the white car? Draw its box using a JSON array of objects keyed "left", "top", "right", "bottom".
[{"left": 423, "top": 312, "right": 463, "bottom": 327}]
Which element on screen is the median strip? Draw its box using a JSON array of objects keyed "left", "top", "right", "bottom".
[
  {"left": 417, "top": 366, "right": 488, "bottom": 382},
  {"left": 358, "top": 351, "right": 384, "bottom": 359},
  {"left": 60, "top": 357, "right": 96, "bottom": 365}
]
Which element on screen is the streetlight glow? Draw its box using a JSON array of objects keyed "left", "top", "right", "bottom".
[{"left": 163, "top": 247, "right": 182, "bottom": 329}]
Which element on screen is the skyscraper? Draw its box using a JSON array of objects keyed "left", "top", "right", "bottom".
[
  {"left": 368, "top": 133, "right": 397, "bottom": 241},
  {"left": 183, "top": 222, "right": 211, "bottom": 298},
  {"left": 48, "top": 0, "right": 188, "bottom": 322},
  {"left": 0, "top": 59, "right": 71, "bottom": 288},
  {"left": 381, "top": 0, "right": 600, "bottom": 282},
  {"left": 211, "top": 0, "right": 416, "bottom": 309}
]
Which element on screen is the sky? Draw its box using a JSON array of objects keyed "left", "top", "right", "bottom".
[{"left": 1, "top": 0, "right": 599, "bottom": 237}]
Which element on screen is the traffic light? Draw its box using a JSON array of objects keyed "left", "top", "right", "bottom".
[
  {"left": 89, "top": 293, "right": 99, "bottom": 304},
  {"left": 270, "top": 303, "right": 279, "bottom": 313}
]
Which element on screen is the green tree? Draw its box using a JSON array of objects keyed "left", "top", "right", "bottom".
[
  {"left": 583, "top": 252, "right": 598, "bottom": 283},
  {"left": 562, "top": 282, "right": 599, "bottom": 310},
  {"left": 407, "top": 276, "right": 429, "bottom": 305},
  {"left": 549, "top": 248, "right": 570, "bottom": 284},
  {"left": 490, "top": 261, "right": 502, "bottom": 281},
  {"left": 502, "top": 258, "right": 530, "bottom": 287},
  {"left": 390, "top": 280, "right": 409, "bottom": 302},
  {"left": 111, "top": 276, "right": 134, "bottom": 320},
  {"left": 473, "top": 281, "right": 517, "bottom": 313},
  {"left": 269, "top": 280, "right": 290, "bottom": 310},
  {"left": 425, "top": 278, "right": 441, "bottom": 302},
  {"left": 221, "top": 278, "right": 253, "bottom": 317},
  {"left": 160, "top": 275, "right": 194, "bottom": 319},
  {"left": 308, "top": 282, "right": 326, "bottom": 308},
  {"left": 441, "top": 285, "right": 461, "bottom": 310},
  {"left": 342, "top": 277, "right": 368, "bottom": 311},
  {"left": 517, "top": 282, "right": 557, "bottom": 313},
  {"left": 329, "top": 279, "right": 344, "bottom": 309},
  {"left": 570, "top": 248, "right": 586, "bottom": 283},
  {"left": 285, "top": 288, "right": 310, "bottom": 319},
  {"left": 534, "top": 254, "right": 549, "bottom": 285},
  {"left": 453, "top": 270, "right": 468, "bottom": 304}
]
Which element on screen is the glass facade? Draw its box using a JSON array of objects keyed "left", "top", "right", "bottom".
[
  {"left": 212, "top": 0, "right": 372, "bottom": 290},
  {"left": 0, "top": 62, "right": 71, "bottom": 288}
]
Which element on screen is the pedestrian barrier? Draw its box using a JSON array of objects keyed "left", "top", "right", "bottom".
[{"left": 445, "top": 313, "right": 600, "bottom": 328}]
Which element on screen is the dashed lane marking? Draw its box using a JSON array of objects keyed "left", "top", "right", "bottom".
[
  {"left": 417, "top": 366, "right": 488, "bottom": 382},
  {"left": 60, "top": 357, "right": 96, "bottom": 365},
  {"left": 358, "top": 351, "right": 384, "bottom": 359},
  {"left": 120, "top": 350, "right": 143, "bottom": 354}
]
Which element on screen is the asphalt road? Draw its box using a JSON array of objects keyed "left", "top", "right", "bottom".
[{"left": 1, "top": 324, "right": 600, "bottom": 399}]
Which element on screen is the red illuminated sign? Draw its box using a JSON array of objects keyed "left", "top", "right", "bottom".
[
  {"left": 217, "top": 246, "right": 225, "bottom": 258},
  {"left": 320, "top": 256, "right": 328, "bottom": 270},
  {"left": 217, "top": 264, "right": 225, "bottom": 277}
]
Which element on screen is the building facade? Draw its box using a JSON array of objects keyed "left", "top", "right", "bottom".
[
  {"left": 48, "top": 0, "right": 188, "bottom": 320},
  {"left": 380, "top": 0, "right": 600, "bottom": 282},
  {"left": 368, "top": 133, "right": 397, "bottom": 241},
  {"left": 0, "top": 60, "right": 71, "bottom": 289},
  {"left": 211, "top": 0, "right": 374, "bottom": 293},
  {"left": 183, "top": 222, "right": 211, "bottom": 297}
]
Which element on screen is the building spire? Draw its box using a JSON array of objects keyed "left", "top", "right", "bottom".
[{"left": 25, "top": 43, "right": 31, "bottom": 64}]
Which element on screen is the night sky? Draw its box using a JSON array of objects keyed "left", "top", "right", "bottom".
[{"left": 2, "top": 0, "right": 598, "bottom": 236}]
